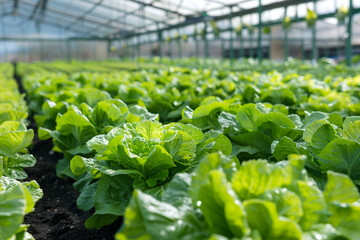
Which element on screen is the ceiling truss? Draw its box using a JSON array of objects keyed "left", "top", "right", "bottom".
[{"left": 0, "top": 0, "right": 355, "bottom": 40}]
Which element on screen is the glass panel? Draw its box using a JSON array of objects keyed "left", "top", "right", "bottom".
[
  {"left": 238, "top": 0, "right": 258, "bottom": 10},
  {"left": 287, "top": 5, "right": 296, "bottom": 18},
  {"left": 354, "top": 0, "right": 360, "bottom": 8},
  {"left": 316, "top": 0, "right": 335, "bottom": 14},
  {"left": 296, "top": 3, "right": 308, "bottom": 18}
]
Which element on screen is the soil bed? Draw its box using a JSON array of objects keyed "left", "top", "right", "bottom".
[
  {"left": 14, "top": 63, "right": 122, "bottom": 240},
  {"left": 23, "top": 138, "right": 123, "bottom": 240}
]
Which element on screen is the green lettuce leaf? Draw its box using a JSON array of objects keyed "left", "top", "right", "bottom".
[
  {"left": 0, "top": 121, "right": 33, "bottom": 158},
  {"left": 316, "top": 138, "right": 360, "bottom": 183}
]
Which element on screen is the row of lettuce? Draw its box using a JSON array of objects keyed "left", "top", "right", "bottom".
[
  {"left": 19, "top": 60, "right": 360, "bottom": 240},
  {"left": 0, "top": 64, "right": 42, "bottom": 240}
]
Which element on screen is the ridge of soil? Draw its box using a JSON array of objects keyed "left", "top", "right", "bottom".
[
  {"left": 13, "top": 63, "right": 122, "bottom": 240},
  {"left": 23, "top": 139, "right": 122, "bottom": 240}
]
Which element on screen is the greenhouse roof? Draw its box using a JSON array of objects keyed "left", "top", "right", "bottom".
[{"left": 0, "top": 0, "right": 358, "bottom": 39}]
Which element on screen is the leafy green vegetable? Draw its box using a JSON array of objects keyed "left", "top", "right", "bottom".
[
  {"left": 70, "top": 120, "right": 232, "bottom": 228},
  {"left": 19, "top": 60, "right": 360, "bottom": 236},
  {"left": 0, "top": 176, "right": 42, "bottom": 240},
  {"left": 117, "top": 152, "right": 359, "bottom": 240},
  {"left": 0, "top": 64, "right": 41, "bottom": 239}
]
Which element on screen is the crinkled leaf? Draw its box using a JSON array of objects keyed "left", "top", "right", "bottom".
[
  {"left": 259, "top": 188, "right": 303, "bottom": 222},
  {"left": 316, "top": 138, "right": 360, "bottom": 182},
  {"left": 232, "top": 160, "right": 285, "bottom": 199},
  {"left": 342, "top": 120, "right": 360, "bottom": 142},
  {"left": 303, "top": 119, "right": 336, "bottom": 149},
  {"left": 236, "top": 104, "right": 263, "bottom": 132},
  {"left": 0, "top": 121, "right": 33, "bottom": 158},
  {"left": 323, "top": 171, "right": 359, "bottom": 204},
  {"left": 94, "top": 175, "right": 133, "bottom": 216},
  {"left": 197, "top": 170, "right": 250, "bottom": 238},
  {"left": 77, "top": 182, "right": 98, "bottom": 211},
  {"left": 243, "top": 199, "right": 302, "bottom": 240},
  {"left": 0, "top": 183, "right": 26, "bottom": 240},
  {"left": 271, "top": 137, "right": 299, "bottom": 161},
  {"left": 296, "top": 181, "right": 327, "bottom": 230}
]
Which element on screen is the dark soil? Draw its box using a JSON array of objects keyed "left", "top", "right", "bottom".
[
  {"left": 14, "top": 63, "right": 123, "bottom": 240},
  {"left": 23, "top": 139, "right": 123, "bottom": 240}
]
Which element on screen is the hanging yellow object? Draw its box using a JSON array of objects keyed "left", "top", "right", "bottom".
[
  {"left": 282, "top": 16, "right": 291, "bottom": 29},
  {"left": 336, "top": 5, "right": 349, "bottom": 24},
  {"left": 305, "top": 8, "right": 317, "bottom": 27}
]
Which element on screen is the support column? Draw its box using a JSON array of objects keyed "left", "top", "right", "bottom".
[
  {"left": 204, "top": 22, "right": 209, "bottom": 58},
  {"left": 66, "top": 40, "right": 71, "bottom": 62},
  {"left": 257, "top": 0, "right": 263, "bottom": 61},
  {"left": 196, "top": 37, "right": 199, "bottom": 58},
  {"left": 107, "top": 39, "right": 111, "bottom": 53},
  {"left": 311, "top": 27, "right": 316, "bottom": 59},
  {"left": 250, "top": 34, "right": 254, "bottom": 58},
  {"left": 284, "top": 30, "right": 289, "bottom": 60},
  {"left": 284, "top": 6, "right": 289, "bottom": 60},
  {"left": 221, "top": 38, "right": 225, "bottom": 58},
  {"left": 325, "top": 44, "right": 329, "bottom": 58},
  {"left": 157, "top": 25, "right": 163, "bottom": 61},
  {"left": 240, "top": 33, "right": 244, "bottom": 58},
  {"left": 125, "top": 39, "right": 128, "bottom": 58},
  {"left": 39, "top": 39, "right": 44, "bottom": 61},
  {"left": 137, "top": 35, "right": 141, "bottom": 58},
  {"left": 178, "top": 29, "right": 182, "bottom": 58},
  {"left": 229, "top": 6, "right": 234, "bottom": 64},
  {"left": 195, "top": 24, "right": 199, "bottom": 58},
  {"left": 336, "top": 37, "right": 340, "bottom": 60},
  {"left": 311, "top": 0, "right": 317, "bottom": 60},
  {"left": 169, "top": 35, "right": 172, "bottom": 58},
  {"left": 346, "top": 0, "right": 353, "bottom": 65},
  {"left": 301, "top": 38, "right": 304, "bottom": 60}
]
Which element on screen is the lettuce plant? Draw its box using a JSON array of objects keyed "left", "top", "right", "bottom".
[
  {"left": 70, "top": 120, "right": 232, "bottom": 228},
  {"left": 0, "top": 176, "right": 43, "bottom": 240},
  {"left": 0, "top": 121, "right": 35, "bottom": 180},
  {"left": 34, "top": 88, "right": 112, "bottom": 132},
  {"left": 272, "top": 114, "right": 360, "bottom": 186},
  {"left": 0, "top": 65, "right": 42, "bottom": 240},
  {"left": 39, "top": 100, "right": 158, "bottom": 178},
  {"left": 117, "top": 153, "right": 360, "bottom": 240}
]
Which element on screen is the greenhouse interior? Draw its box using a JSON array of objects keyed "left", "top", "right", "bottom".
[{"left": 1, "top": 0, "right": 360, "bottom": 240}]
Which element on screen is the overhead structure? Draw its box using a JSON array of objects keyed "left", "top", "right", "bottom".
[{"left": 0, "top": 0, "right": 359, "bottom": 64}]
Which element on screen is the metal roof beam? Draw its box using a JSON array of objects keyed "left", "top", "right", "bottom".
[
  {"left": 78, "top": 0, "right": 163, "bottom": 24},
  {"left": 205, "top": 0, "right": 252, "bottom": 13},
  {"left": 1, "top": 0, "right": 12, "bottom": 4},
  {"left": 115, "top": 0, "right": 218, "bottom": 37},
  {"left": 36, "top": 0, "right": 49, "bottom": 26},
  {"left": 75, "top": 0, "right": 159, "bottom": 38},
  {"left": 19, "top": 0, "right": 121, "bottom": 31},
  {"left": 15, "top": 5, "right": 111, "bottom": 37},
  {"left": 120, "top": 0, "right": 316, "bottom": 39},
  {"left": 0, "top": 36, "right": 111, "bottom": 41},
  {"left": 112, "top": 0, "right": 190, "bottom": 38},
  {"left": 49, "top": 0, "right": 139, "bottom": 29},
  {"left": 224, "top": 0, "right": 313, "bottom": 20},
  {"left": 106, "top": 0, "right": 166, "bottom": 36},
  {"left": 111, "top": 0, "right": 158, "bottom": 25},
  {"left": 126, "top": 0, "right": 185, "bottom": 17},
  {"left": 155, "top": 0, "right": 208, "bottom": 14},
  {"left": 13, "top": 0, "right": 19, "bottom": 14},
  {"left": 206, "top": 0, "right": 227, "bottom": 6},
  {"left": 28, "top": 0, "right": 41, "bottom": 20},
  {"left": 39, "top": 0, "right": 47, "bottom": 15},
  {"left": 14, "top": 12, "right": 100, "bottom": 37},
  {"left": 64, "top": 0, "right": 104, "bottom": 29}
]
